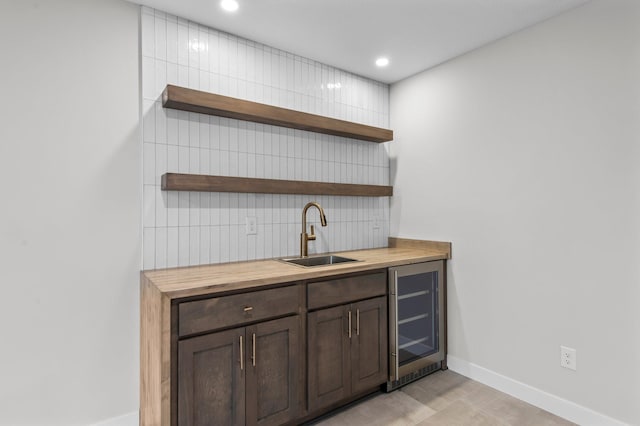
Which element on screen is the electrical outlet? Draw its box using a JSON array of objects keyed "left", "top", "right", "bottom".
[
  {"left": 245, "top": 216, "right": 257, "bottom": 235},
  {"left": 560, "top": 346, "right": 577, "bottom": 371},
  {"left": 372, "top": 215, "right": 381, "bottom": 230}
]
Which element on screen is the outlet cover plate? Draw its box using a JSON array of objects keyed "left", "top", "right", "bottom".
[
  {"left": 372, "top": 215, "right": 381, "bottom": 229},
  {"left": 560, "top": 346, "right": 576, "bottom": 371},
  {"left": 245, "top": 216, "right": 257, "bottom": 235}
]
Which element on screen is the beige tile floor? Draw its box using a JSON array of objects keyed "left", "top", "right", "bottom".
[{"left": 311, "top": 370, "right": 576, "bottom": 426}]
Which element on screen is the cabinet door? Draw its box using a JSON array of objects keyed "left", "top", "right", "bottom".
[
  {"left": 351, "top": 296, "right": 388, "bottom": 393},
  {"left": 245, "top": 316, "right": 301, "bottom": 426},
  {"left": 307, "top": 305, "right": 351, "bottom": 412},
  {"left": 178, "top": 328, "right": 245, "bottom": 426}
]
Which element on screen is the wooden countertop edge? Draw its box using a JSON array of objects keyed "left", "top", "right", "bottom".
[
  {"left": 388, "top": 237, "right": 452, "bottom": 258},
  {"left": 141, "top": 240, "right": 451, "bottom": 300}
]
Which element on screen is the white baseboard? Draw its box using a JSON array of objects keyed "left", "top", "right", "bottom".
[
  {"left": 447, "top": 355, "right": 627, "bottom": 426},
  {"left": 91, "top": 411, "right": 138, "bottom": 426}
]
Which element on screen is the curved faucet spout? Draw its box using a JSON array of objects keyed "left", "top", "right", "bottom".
[{"left": 300, "top": 202, "right": 327, "bottom": 257}]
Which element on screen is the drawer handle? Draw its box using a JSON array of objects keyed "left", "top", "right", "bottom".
[
  {"left": 243, "top": 306, "right": 254, "bottom": 312},
  {"left": 252, "top": 333, "right": 256, "bottom": 367},
  {"left": 348, "top": 310, "right": 352, "bottom": 339},
  {"left": 356, "top": 309, "right": 360, "bottom": 336}
]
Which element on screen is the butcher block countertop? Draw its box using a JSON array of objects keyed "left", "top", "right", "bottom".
[{"left": 142, "top": 237, "right": 451, "bottom": 300}]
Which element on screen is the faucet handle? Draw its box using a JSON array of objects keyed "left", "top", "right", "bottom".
[{"left": 308, "top": 225, "right": 316, "bottom": 240}]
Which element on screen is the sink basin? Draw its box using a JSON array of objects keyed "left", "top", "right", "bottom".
[{"left": 281, "top": 255, "right": 359, "bottom": 267}]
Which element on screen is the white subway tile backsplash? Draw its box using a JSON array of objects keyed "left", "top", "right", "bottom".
[
  {"left": 165, "top": 18, "right": 178, "bottom": 64},
  {"left": 178, "top": 226, "right": 190, "bottom": 265},
  {"left": 189, "top": 192, "right": 200, "bottom": 227},
  {"left": 209, "top": 226, "right": 219, "bottom": 263},
  {"left": 141, "top": 13, "right": 155, "bottom": 58},
  {"left": 167, "top": 227, "right": 179, "bottom": 267},
  {"left": 178, "top": 192, "right": 189, "bottom": 226},
  {"left": 199, "top": 225, "right": 210, "bottom": 264},
  {"left": 178, "top": 65, "right": 189, "bottom": 86},
  {"left": 141, "top": 7, "right": 390, "bottom": 269},
  {"left": 199, "top": 148, "right": 210, "bottom": 174},
  {"left": 155, "top": 187, "right": 167, "bottom": 227},
  {"left": 143, "top": 143, "right": 156, "bottom": 184},
  {"left": 189, "top": 226, "right": 200, "bottom": 265},
  {"left": 219, "top": 226, "right": 230, "bottom": 263},
  {"left": 189, "top": 147, "right": 199, "bottom": 173},
  {"left": 143, "top": 185, "right": 155, "bottom": 228},
  {"left": 178, "top": 146, "right": 189, "bottom": 173},
  {"left": 167, "top": 191, "right": 179, "bottom": 227},
  {"left": 143, "top": 227, "right": 155, "bottom": 267},
  {"left": 154, "top": 16, "right": 167, "bottom": 61},
  {"left": 155, "top": 227, "right": 167, "bottom": 269},
  {"left": 177, "top": 22, "right": 188, "bottom": 67}
]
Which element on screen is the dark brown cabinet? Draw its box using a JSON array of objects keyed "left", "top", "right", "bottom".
[
  {"left": 246, "top": 316, "right": 300, "bottom": 426},
  {"left": 307, "top": 304, "right": 350, "bottom": 411},
  {"left": 178, "top": 327, "right": 245, "bottom": 425},
  {"left": 307, "top": 274, "right": 388, "bottom": 412},
  {"left": 178, "top": 315, "right": 300, "bottom": 426},
  {"left": 176, "top": 284, "right": 302, "bottom": 426},
  {"left": 174, "top": 272, "right": 388, "bottom": 424},
  {"left": 351, "top": 297, "right": 388, "bottom": 393}
]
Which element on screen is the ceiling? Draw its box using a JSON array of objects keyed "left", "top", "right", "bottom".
[{"left": 130, "top": 0, "right": 589, "bottom": 84}]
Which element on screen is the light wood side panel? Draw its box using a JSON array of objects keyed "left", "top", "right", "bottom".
[
  {"left": 140, "top": 274, "right": 172, "bottom": 426},
  {"left": 162, "top": 85, "right": 393, "bottom": 143},
  {"left": 388, "top": 237, "right": 452, "bottom": 259},
  {"left": 161, "top": 173, "right": 393, "bottom": 197}
]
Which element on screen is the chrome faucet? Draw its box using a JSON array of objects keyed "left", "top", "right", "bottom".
[{"left": 300, "top": 201, "right": 327, "bottom": 257}]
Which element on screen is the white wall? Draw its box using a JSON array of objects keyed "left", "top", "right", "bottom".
[
  {"left": 390, "top": 0, "right": 640, "bottom": 424},
  {"left": 140, "top": 7, "right": 391, "bottom": 270},
  {"left": 0, "top": 0, "right": 141, "bottom": 425}
]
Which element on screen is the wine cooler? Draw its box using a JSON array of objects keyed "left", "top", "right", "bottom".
[{"left": 387, "top": 260, "right": 445, "bottom": 391}]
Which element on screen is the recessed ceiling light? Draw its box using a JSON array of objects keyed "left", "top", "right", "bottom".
[
  {"left": 375, "top": 57, "right": 389, "bottom": 67},
  {"left": 220, "top": 0, "right": 239, "bottom": 12}
]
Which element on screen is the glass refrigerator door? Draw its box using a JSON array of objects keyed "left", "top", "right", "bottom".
[{"left": 396, "top": 271, "right": 439, "bottom": 367}]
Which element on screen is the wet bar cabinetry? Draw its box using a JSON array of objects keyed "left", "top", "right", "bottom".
[
  {"left": 140, "top": 241, "right": 451, "bottom": 426},
  {"left": 176, "top": 285, "right": 303, "bottom": 426},
  {"left": 307, "top": 271, "right": 388, "bottom": 413}
]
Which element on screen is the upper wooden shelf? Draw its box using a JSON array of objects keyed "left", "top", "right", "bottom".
[
  {"left": 162, "top": 173, "right": 393, "bottom": 197},
  {"left": 162, "top": 85, "right": 393, "bottom": 143}
]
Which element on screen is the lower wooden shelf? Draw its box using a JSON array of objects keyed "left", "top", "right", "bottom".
[{"left": 161, "top": 173, "right": 393, "bottom": 197}]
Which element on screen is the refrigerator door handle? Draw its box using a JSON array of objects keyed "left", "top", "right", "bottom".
[{"left": 389, "top": 269, "right": 399, "bottom": 382}]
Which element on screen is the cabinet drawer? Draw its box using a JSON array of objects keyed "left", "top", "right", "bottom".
[
  {"left": 307, "top": 271, "right": 387, "bottom": 310},
  {"left": 179, "top": 285, "right": 300, "bottom": 336}
]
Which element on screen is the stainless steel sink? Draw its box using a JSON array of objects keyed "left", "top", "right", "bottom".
[{"left": 280, "top": 255, "right": 359, "bottom": 267}]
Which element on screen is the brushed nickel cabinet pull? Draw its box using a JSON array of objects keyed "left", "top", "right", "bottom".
[
  {"left": 243, "top": 306, "right": 253, "bottom": 312},
  {"left": 239, "top": 335, "right": 244, "bottom": 370},
  {"left": 252, "top": 333, "right": 256, "bottom": 367},
  {"left": 348, "top": 310, "right": 352, "bottom": 338},
  {"left": 356, "top": 309, "right": 360, "bottom": 336}
]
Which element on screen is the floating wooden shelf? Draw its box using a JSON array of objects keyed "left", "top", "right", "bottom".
[
  {"left": 162, "top": 85, "right": 393, "bottom": 143},
  {"left": 161, "top": 173, "right": 393, "bottom": 197}
]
